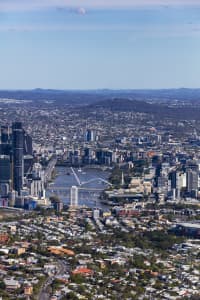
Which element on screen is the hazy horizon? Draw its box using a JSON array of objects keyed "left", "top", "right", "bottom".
[
  {"left": 0, "top": 0, "right": 200, "bottom": 89},
  {"left": 1, "top": 87, "right": 200, "bottom": 91}
]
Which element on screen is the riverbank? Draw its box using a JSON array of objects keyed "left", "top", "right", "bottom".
[
  {"left": 46, "top": 167, "right": 111, "bottom": 209},
  {"left": 56, "top": 161, "right": 112, "bottom": 171}
]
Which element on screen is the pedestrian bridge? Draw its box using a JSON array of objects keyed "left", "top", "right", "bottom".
[{"left": 49, "top": 186, "right": 104, "bottom": 192}]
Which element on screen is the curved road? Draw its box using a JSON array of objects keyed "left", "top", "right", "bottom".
[{"left": 38, "top": 260, "right": 68, "bottom": 300}]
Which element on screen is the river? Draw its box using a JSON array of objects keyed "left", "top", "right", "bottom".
[{"left": 46, "top": 166, "right": 111, "bottom": 209}]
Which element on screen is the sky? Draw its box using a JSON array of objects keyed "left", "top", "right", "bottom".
[{"left": 0, "top": 0, "right": 200, "bottom": 89}]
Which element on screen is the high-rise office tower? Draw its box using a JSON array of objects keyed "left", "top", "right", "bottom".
[
  {"left": 96, "top": 149, "right": 113, "bottom": 165},
  {"left": 12, "top": 122, "right": 24, "bottom": 195},
  {"left": 169, "top": 170, "right": 177, "bottom": 190},
  {"left": 24, "top": 132, "right": 33, "bottom": 155},
  {"left": 186, "top": 169, "right": 198, "bottom": 193},
  {"left": 0, "top": 125, "right": 12, "bottom": 156},
  {"left": 0, "top": 155, "right": 11, "bottom": 205},
  {"left": 85, "top": 129, "right": 95, "bottom": 142},
  {"left": 0, "top": 155, "right": 11, "bottom": 184},
  {"left": 30, "top": 163, "right": 45, "bottom": 199},
  {"left": 185, "top": 161, "right": 199, "bottom": 197},
  {"left": 24, "top": 132, "right": 33, "bottom": 176},
  {"left": 70, "top": 185, "right": 78, "bottom": 207},
  {"left": 1, "top": 125, "right": 10, "bottom": 144}
]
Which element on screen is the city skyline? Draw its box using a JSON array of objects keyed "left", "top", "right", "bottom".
[{"left": 0, "top": 0, "right": 200, "bottom": 89}]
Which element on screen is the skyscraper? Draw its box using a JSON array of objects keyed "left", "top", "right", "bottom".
[
  {"left": 186, "top": 169, "right": 198, "bottom": 194},
  {"left": 85, "top": 129, "right": 95, "bottom": 142},
  {"left": 0, "top": 155, "right": 11, "bottom": 184},
  {"left": 70, "top": 186, "right": 78, "bottom": 207},
  {"left": 24, "top": 132, "right": 33, "bottom": 156},
  {"left": 12, "top": 122, "right": 24, "bottom": 194},
  {"left": 0, "top": 125, "right": 12, "bottom": 156},
  {"left": 1, "top": 125, "right": 10, "bottom": 144}
]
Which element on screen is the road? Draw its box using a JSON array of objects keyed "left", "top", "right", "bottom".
[
  {"left": 38, "top": 260, "right": 68, "bottom": 300},
  {"left": 45, "top": 156, "right": 57, "bottom": 182},
  {"left": 38, "top": 276, "right": 53, "bottom": 300}
]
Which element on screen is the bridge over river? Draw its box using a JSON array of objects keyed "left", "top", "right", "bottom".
[{"left": 46, "top": 166, "right": 111, "bottom": 207}]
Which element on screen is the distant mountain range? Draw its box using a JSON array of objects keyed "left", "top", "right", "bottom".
[
  {"left": 85, "top": 98, "right": 200, "bottom": 120},
  {"left": 0, "top": 89, "right": 200, "bottom": 119},
  {"left": 0, "top": 88, "right": 200, "bottom": 105}
]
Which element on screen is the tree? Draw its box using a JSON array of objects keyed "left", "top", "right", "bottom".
[
  {"left": 49, "top": 194, "right": 61, "bottom": 203},
  {"left": 0, "top": 281, "right": 5, "bottom": 289},
  {"left": 62, "top": 292, "right": 79, "bottom": 300}
]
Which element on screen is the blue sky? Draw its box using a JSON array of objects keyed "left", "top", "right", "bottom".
[{"left": 0, "top": 0, "right": 200, "bottom": 89}]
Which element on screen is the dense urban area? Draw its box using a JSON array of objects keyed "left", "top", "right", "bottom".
[{"left": 1, "top": 89, "right": 200, "bottom": 299}]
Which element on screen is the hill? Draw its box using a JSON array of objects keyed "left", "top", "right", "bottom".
[
  {"left": 85, "top": 98, "right": 200, "bottom": 120},
  {"left": 1, "top": 88, "right": 200, "bottom": 105}
]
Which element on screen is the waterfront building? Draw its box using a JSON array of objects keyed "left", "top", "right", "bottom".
[
  {"left": 53, "top": 201, "right": 63, "bottom": 212},
  {"left": 70, "top": 185, "right": 78, "bottom": 207},
  {"left": 29, "top": 163, "right": 45, "bottom": 199},
  {"left": 93, "top": 208, "right": 100, "bottom": 219}
]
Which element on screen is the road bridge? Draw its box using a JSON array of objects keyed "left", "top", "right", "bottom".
[
  {"left": 0, "top": 206, "right": 24, "bottom": 211},
  {"left": 47, "top": 167, "right": 112, "bottom": 205},
  {"left": 45, "top": 156, "right": 57, "bottom": 182}
]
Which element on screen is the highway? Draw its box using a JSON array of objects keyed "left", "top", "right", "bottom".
[{"left": 45, "top": 156, "right": 57, "bottom": 182}]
